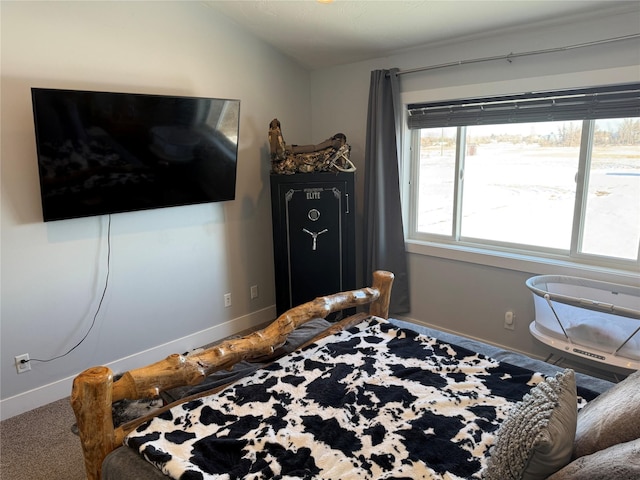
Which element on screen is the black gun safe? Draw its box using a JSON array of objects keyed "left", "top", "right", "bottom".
[{"left": 270, "top": 172, "right": 356, "bottom": 317}]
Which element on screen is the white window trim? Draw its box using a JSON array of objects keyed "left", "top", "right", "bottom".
[
  {"left": 406, "top": 239, "right": 638, "bottom": 286},
  {"left": 400, "top": 67, "right": 640, "bottom": 287}
]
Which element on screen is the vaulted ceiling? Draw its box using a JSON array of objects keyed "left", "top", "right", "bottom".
[{"left": 204, "top": 1, "right": 636, "bottom": 70}]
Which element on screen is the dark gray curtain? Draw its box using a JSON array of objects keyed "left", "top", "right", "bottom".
[{"left": 363, "top": 68, "right": 410, "bottom": 314}]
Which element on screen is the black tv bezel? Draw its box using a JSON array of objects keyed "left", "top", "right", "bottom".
[{"left": 31, "top": 88, "right": 241, "bottom": 222}]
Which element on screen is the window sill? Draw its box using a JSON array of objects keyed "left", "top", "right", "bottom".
[{"left": 406, "top": 239, "right": 639, "bottom": 286}]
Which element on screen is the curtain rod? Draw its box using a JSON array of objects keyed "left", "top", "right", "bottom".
[{"left": 394, "top": 33, "right": 640, "bottom": 76}]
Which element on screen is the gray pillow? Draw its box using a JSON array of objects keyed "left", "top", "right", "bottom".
[
  {"left": 483, "top": 369, "right": 577, "bottom": 480},
  {"left": 573, "top": 369, "right": 640, "bottom": 459},
  {"left": 548, "top": 437, "right": 640, "bottom": 480}
]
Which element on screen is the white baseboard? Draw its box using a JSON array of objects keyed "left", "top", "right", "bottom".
[{"left": 0, "top": 306, "right": 276, "bottom": 421}]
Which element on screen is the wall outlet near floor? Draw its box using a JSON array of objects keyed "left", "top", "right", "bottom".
[
  {"left": 15, "top": 353, "right": 31, "bottom": 373},
  {"left": 250, "top": 285, "right": 259, "bottom": 300},
  {"left": 504, "top": 311, "right": 516, "bottom": 330},
  {"left": 224, "top": 293, "right": 232, "bottom": 308}
]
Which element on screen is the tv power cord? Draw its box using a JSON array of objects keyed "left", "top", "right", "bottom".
[{"left": 20, "top": 215, "right": 112, "bottom": 367}]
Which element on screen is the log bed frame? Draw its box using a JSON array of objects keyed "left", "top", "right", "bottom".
[{"left": 71, "top": 270, "right": 394, "bottom": 480}]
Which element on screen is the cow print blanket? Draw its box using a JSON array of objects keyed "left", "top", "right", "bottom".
[{"left": 125, "top": 317, "right": 584, "bottom": 479}]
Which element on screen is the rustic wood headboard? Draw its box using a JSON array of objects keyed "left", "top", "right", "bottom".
[{"left": 71, "top": 270, "right": 394, "bottom": 480}]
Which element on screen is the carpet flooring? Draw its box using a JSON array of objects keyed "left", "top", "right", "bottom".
[
  {"left": 0, "top": 323, "right": 275, "bottom": 479},
  {"left": 0, "top": 319, "right": 325, "bottom": 479},
  {"left": 1, "top": 396, "right": 86, "bottom": 479}
]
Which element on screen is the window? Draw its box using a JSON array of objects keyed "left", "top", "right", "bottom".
[{"left": 406, "top": 83, "right": 640, "bottom": 270}]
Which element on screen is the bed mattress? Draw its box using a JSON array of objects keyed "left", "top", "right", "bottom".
[{"left": 103, "top": 317, "right": 613, "bottom": 480}]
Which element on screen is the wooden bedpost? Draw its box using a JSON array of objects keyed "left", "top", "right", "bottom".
[
  {"left": 370, "top": 270, "right": 394, "bottom": 318},
  {"left": 71, "top": 366, "right": 116, "bottom": 480},
  {"left": 70, "top": 270, "right": 395, "bottom": 480}
]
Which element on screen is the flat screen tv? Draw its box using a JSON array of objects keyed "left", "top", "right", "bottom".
[{"left": 31, "top": 88, "right": 240, "bottom": 221}]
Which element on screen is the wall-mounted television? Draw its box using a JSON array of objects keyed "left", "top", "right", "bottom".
[{"left": 31, "top": 88, "right": 240, "bottom": 222}]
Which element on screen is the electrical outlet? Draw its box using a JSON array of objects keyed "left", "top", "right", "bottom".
[
  {"left": 250, "top": 285, "right": 259, "bottom": 299},
  {"left": 15, "top": 353, "right": 31, "bottom": 374},
  {"left": 224, "top": 293, "right": 232, "bottom": 307},
  {"left": 504, "top": 311, "right": 515, "bottom": 330}
]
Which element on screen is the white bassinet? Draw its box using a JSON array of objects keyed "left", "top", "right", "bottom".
[{"left": 526, "top": 275, "right": 640, "bottom": 371}]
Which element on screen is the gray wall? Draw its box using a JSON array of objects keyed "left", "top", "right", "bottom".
[
  {"left": 310, "top": 4, "right": 640, "bottom": 366},
  {"left": 2, "top": 1, "right": 638, "bottom": 419},
  {"left": 0, "top": 1, "right": 311, "bottom": 418}
]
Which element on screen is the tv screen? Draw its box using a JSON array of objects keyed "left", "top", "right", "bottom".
[{"left": 31, "top": 88, "right": 240, "bottom": 221}]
